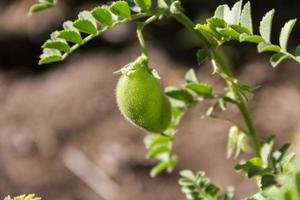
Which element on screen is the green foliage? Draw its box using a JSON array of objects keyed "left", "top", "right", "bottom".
[
  {"left": 38, "top": 0, "right": 154, "bottom": 65},
  {"left": 29, "top": 0, "right": 58, "bottom": 15},
  {"left": 196, "top": 0, "right": 300, "bottom": 67},
  {"left": 245, "top": 168, "right": 300, "bottom": 200},
  {"left": 227, "top": 126, "right": 251, "bottom": 159},
  {"left": 4, "top": 194, "right": 41, "bottom": 200},
  {"left": 179, "top": 170, "right": 234, "bottom": 200},
  {"left": 235, "top": 137, "right": 295, "bottom": 187}
]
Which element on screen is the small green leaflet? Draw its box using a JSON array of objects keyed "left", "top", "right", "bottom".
[
  {"left": 92, "top": 7, "right": 114, "bottom": 27},
  {"left": 260, "top": 137, "right": 274, "bottom": 167},
  {"left": 185, "top": 69, "right": 199, "bottom": 83},
  {"left": 240, "top": 1, "right": 253, "bottom": 34},
  {"left": 229, "top": 0, "right": 242, "bottom": 25},
  {"left": 39, "top": 49, "right": 63, "bottom": 65},
  {"left": 295, "top": 45, "right": 300, "bottom": 59},
  {"left": 239, "top": 34, "right": 264, "bottom": 43},
  {"left": 185, "top": 82, "right": 213, "bottom": 98},
  {"left": 227, "top": 126, "right": 239, "bottom": 159},
  {"left": 257, "top": 43, "right": 281, "bottom": 53},
  {"left": 110, "top": 1, "right": 131, "bottom": 19},
  {"left": 165, "top": 88, "right": 194, "bottom": 105},
  {"left": 196, "top": 49, "right": 210, "bottom": 65},
  {"left": 150, "top": 156, "right": 177, "bottom": 177},
  {"left": 134, "top": 0, "right": 152, "bottom": 11},
  {"left": 279, "top": 19, "right": 297, "bottom": 51},
  {"left": 214, "top": 4, "right": 230, "bottom": 20},
  {"left": 29, "top": 0, "right": 58, "bottom": 15},
  {"left": 57, "top": 30, "right": 83, "bottom": 44},
  {"left": 270, "top": 53, "right": 289, "bottom": 68},
  {"left": 4, "top": 194, "right": 41, "bottom": 200},
  {"left": 74, "top": 11, "right": 98, "bottom": 35},
  {"left": 259, "top": 9, "right": 275, "bottom": 43},
  {"left": 42, "top": 39, "right": 70, "bottom": 53}
]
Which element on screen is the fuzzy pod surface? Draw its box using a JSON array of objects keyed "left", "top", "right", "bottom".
[{"left": 116, "top": 58, "right": 171, "bottom": 133}]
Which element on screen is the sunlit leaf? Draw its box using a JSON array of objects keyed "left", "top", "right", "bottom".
[{"left": 259, "top": 9, "right": 275, "bottom": 43}]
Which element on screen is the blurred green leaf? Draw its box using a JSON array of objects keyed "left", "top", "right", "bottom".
[
  {"left": 279, "top": 19, "right": 297, "bottom": 51},
  {"left": 259, "top": 9, "right": 275, "bottom": 43},
  {"left": 257, "top": 43, "right": 281, "bottom": 53},
  {"left": 270, "top": 53, "right": 289, "bottom": 68},
  {"left": 146, "top": 145, "right": 171, "bottom": 158},
  {"left": 110, "top": 1, "right": 131, "bottom": 19},
  {"left": 42, "top": 39, "right": 70, "bottom": 53},
  {"left": 240, "top": 1, "right": 253, "bottom": 34},
  {"left": 230, "top": 25, "right": 251, "bottom": 35},
  {"left": 214, "top": 4, "right": 230, "bottom": 20},
  {"left": 165, "top": 88, "right": 194, "bottom": 105},
  {"left": 57, "top": 30, "right": 83, "bottom": 44},
  {"left": 261, "top": 174, "right": 276, "bottom": 190},
  {"left": 29, "top": 3, "right": 53, "bottom": 15},
  {"left": 217, "top": 28, "right": 240, "bottom": 40},
  {"left": 74, "top": 11, "right": 98, "bottom": 35},
  {"left": 39, "top": 49, "right": 63, "bottom": 65},
  {"left": 185, "top": 83, "right": 213, "bottom": 98},
  {"left": 4, "top": 194, "right": 41, "bottom": 200},
  {"left": 239, "top": 33, "right": 264, "bottom": 43},
  {"left": 185, "top": 69, "right": 199, "bottom": 83},
  {"left": 134, "top": 0, "right": 152, "bottom": 11},
  {"left": 260, "top": 137, "right": 275, "bottom": 166},
  {"left": 196, "top": 49, "right": 210, "bottom": 65},
  {"left": 92, "top": 7, "right": 114, "bottom": 26},
  {"left": 229, "top": 0, "right": 242, "bottom": 25}
]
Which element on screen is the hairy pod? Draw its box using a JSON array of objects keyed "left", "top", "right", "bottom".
[{"left": 116, "top": 57, "right": 171, "bottom": 133}]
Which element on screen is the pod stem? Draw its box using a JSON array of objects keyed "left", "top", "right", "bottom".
[{"left": 137, "top": 15, "right": 158, "bottom": 58}]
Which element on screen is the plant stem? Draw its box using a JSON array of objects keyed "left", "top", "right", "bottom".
[
  {"left": 137, "top": 26, "right": 148, "bottom": 56},
  {"left": 136, "top": 15, "right": 158, "bottom": 57},
  {"left": 211, "top": 48, "right": 261, "bottom": 156},
  {"left": 171, "top": 10, "right": 261, "bottom": 156},
  {"left": 236, "top": 97, "right": 261, "bottom": 155}
]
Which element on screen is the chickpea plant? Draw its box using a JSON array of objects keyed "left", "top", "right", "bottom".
[{"left": 5, "top": 0, "right": 300, "bottom": 199}]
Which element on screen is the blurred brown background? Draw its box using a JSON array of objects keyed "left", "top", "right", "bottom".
[{"left": 0, "top": 0, "right": 300, "bottom": 199}]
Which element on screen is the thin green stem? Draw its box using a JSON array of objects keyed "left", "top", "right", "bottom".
[
  {"left": 136, "top": 15, "right": 158, "bottom": 57},
  {"left": 137, "top": 27, "right": 148, "bottom": 56},
  {"left": 212, "top": 48, "right": 261, "bottom": 156},
  {"left": 236, "top": 96, "right": 261, "bottom": 155}
]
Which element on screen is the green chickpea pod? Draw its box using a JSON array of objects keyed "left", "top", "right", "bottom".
[{"left": 116, "top": 56, "right": 172, "bottom": 133}]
